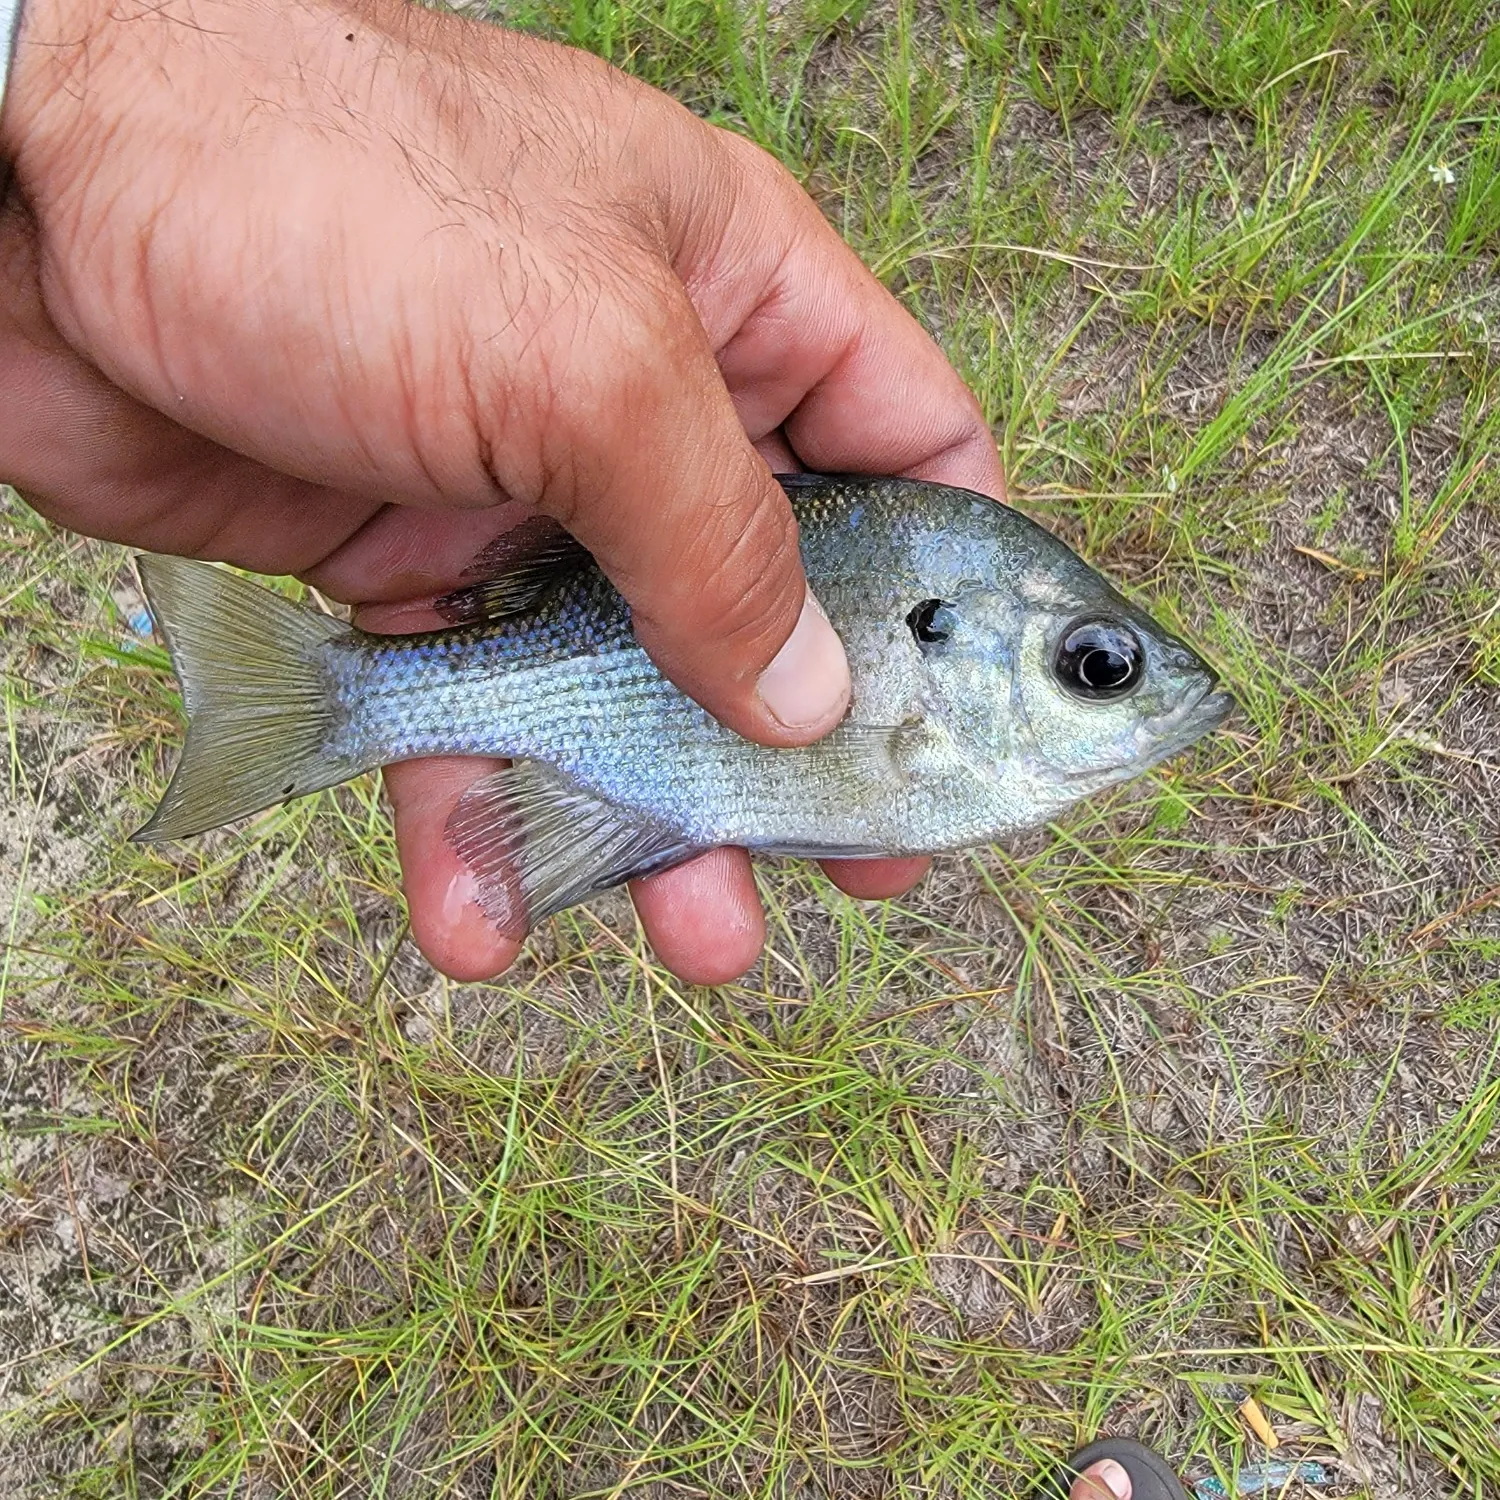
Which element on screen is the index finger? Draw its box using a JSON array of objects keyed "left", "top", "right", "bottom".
[{"left": 678, "top": 134, "right": 1006, "bottom": 499}]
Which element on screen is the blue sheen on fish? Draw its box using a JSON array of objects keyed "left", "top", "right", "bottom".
[{"left": 132, "top": 475, "right": 1230, "bottom": 936}]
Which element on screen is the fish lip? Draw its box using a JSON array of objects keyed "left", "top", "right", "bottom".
[
  {"left": 1173, "top": 680, "right": 1234, "bottom": 733},
  {"left": 1055, "top": 679, "right": 1232, "bottom": 786},
  {"left": 1143, "top": 680, "right": 1234, "bottom": 759}
]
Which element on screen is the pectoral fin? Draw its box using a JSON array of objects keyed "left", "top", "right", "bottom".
[{"left": 446, "top": 763, "right": 697, "bottom": 939}]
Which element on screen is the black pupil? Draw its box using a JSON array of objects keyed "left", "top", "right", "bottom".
[
  {"left": 907, "top": 599, "right": 951, "bottom": 644},
  {"left": 1055, "top": 619, "right": 1143, "bottom": 699},
  {"left": 1079, "top": 646, "right": 1131, "bottom": 689}
]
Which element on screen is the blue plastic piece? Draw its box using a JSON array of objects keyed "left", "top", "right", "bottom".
[{"left": 1194, "top": 1462, "right": 1330, "bottom": 1498}]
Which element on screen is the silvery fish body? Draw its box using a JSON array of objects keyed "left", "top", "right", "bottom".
[{"left": 134, "top": 476, "right": 1229, "bottom": 934}]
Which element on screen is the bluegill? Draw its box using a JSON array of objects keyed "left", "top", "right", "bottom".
[{"left": 133, "top": 475, "right": 1230, "bottom": 935}]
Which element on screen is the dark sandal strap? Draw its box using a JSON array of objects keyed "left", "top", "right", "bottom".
[{"left": 1050, "top": 1437, "right": 1191, "bottom": 1500}]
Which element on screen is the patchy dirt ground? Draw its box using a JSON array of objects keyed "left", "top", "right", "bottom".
[{"left": 4, "top": 7, "right": 1500, "bottom": 1496}]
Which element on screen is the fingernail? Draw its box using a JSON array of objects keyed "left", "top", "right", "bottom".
[
  {"left": 1085, "top": 1459, "right": 1132, "bottom": 1500},
  {"left": 756, "top": 591, "right": 850, "bottom": 734}
]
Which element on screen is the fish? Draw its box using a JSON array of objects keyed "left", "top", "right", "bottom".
[{"left": 131, "top": 474, "right": 1231, "bottom": 936}]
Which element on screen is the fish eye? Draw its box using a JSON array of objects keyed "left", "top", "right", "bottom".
[
  {"left": 1053, "top": 617, "right": 1144, "bottom": 700},
  {"left": 907, "top": 598, "right": 956, "bottom": 648}
]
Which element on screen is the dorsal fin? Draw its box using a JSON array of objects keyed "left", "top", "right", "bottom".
[{"left": 434, "top": 516, "right": 592, "bottom": 625}]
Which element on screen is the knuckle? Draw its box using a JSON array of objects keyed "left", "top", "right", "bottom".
[
  {"left": 712, "top": 126, "right": 796, "bottom": 197},
  {"left": 690, "top": 126, "right": 819, "bottom": 245},
  {"left": 929, "top": 398, "right": 1003, "bottom": 475},
  {"left": 559, "top": 264, "right": 707, "bottom": 429}
]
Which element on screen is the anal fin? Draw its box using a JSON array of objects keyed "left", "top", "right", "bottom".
[{"left": 446, "top": 763, "right": 697, "bottom": 939}]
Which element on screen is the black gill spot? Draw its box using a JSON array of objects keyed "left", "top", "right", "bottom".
[{"left": 907, "top": 599, "right": 954, "bottom": 646}]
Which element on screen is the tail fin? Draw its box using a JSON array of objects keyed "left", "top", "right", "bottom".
[{"left": 132, "top": 556, "right": 368, "bottom": 842}]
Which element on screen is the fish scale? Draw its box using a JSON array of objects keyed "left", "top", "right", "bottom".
[{"left": 132, "top": 475, "right": 1230, "bottom": 935}]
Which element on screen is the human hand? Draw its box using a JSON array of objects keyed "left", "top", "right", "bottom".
[{"left": 0, "top": 0, "right": 1004, "bottom": 983}]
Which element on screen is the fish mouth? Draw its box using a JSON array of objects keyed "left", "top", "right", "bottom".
[
  {"left": 1057, "top": 678, "right": 1233, "bottom": 789},
  {"left": 1155, "top": 679, "right": 1234, "bottom": 753}
]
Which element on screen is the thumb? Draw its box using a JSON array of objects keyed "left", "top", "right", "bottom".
[{"left": 528, "top": 280, "right": 851, "bottom": 747}]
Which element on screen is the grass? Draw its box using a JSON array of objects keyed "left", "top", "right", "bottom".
[{"left": 4, "top": 0, "right": 1500, "bottom": 1494}]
